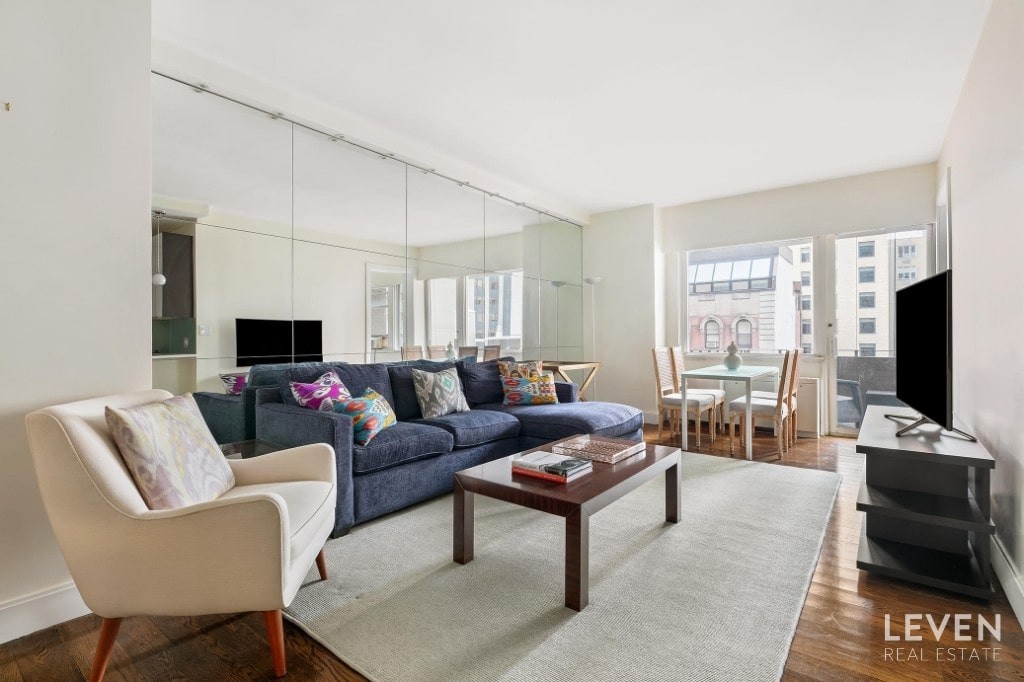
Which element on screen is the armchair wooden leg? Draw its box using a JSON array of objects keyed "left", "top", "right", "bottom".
[
  {"left": 263, "top": 610, "right": 287, "bottom": 678},
  {"left": 315, "top": 548, "right": 328, "bottom": 581},
  {"left": 89, "top": 617, "right": 122, "bottom": 682}
]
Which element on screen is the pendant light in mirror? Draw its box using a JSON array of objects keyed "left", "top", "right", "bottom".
[{"left": 152, "top": 210, "right": 167, "bottom": 286}]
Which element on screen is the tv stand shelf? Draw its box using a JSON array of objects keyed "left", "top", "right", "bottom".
[{"left": 855, "top": 406, "right": 995, "bottom": 599}]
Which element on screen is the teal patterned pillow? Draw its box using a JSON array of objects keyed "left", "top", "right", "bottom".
[
  {"left": 412, "top": 367, "right": 470, "bottom": 418},
  {"left": 333, "top": 388, "right": 398, "bottom": 445},
  {"left": 105, "top": 393, "right": 235, "bottom": 510}
]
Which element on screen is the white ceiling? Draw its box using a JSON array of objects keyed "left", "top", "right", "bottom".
[{"left": 152, "top": 0, "right": 991, "bottom": 216}]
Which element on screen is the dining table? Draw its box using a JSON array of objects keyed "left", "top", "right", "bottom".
[{"left": 679, "top": 364, "right": 780, "bottom": 460}]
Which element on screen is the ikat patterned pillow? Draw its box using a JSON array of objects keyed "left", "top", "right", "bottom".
[
  {"left": 411, "top": 367, "right": 470, "bottom": 419},
  {"left": 105, "top": 393, "right": 235, "bottom": 510},
  {"left": 497, "top": 359, "right": 544, "bottom": 380},
  {"left": 219, "top": 372, "right": 248, "bottom": 395},
  {"left": 334, "top": 387, "right": 398, "bottom": 445},
  {"left": 502, "top": 371, "right": 559, "bottom": 406},
  {"left": 290, "top": 371, "right": 352, "bottom": 412}
]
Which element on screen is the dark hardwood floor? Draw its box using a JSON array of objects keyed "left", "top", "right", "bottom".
[{"left": 2, "top": 425, "right": 1021, "bottom": 681}]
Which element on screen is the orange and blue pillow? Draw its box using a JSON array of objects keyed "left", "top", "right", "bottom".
[
  {"left": 334, "top": 387, "right": 398, "bottom": 445},
  {"left": 290, "top": 370, "right": 352, "bottom": 412},
  {"left": 502, "top": 372, "right": 559, "bottom": 406}
]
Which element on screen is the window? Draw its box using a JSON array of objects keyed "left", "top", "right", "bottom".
[
  {"left": 686, "top": 239, "right": 809, "bottom": 353},
  {"left": 859, "top": 266, "right": 875, "bottom": 283},
  {"left": 800, "top": 247, "right": 810, "bottom": 263},
  {"left": 897, "top": 266, "right": 917, "bottom": 281},
  {"left": 801, "top": 320, "right": 812, "bottom": 335},
  {"left": 859, "top": 318, "right": 876, "bottom": 334},
  {"left": 859, "top": 241, "right": 875, "bottom": 258},
  {"left": 800, "top": 272, "right": 811, "bottom": 286},
  {"left": 897, "top": 244, "right": 917, "bottom": 259},
  {"left": 463, "top": 272, "right": 522, "bottom": 351},
  {"left": 859, "top": 343, "right": 876, "bottom": 357},
  {"left": 369, "top": 284, "right": 404, "bottom": 351},
  {"left": 801, "top": 295, "right": 811, "bottom": 311},
  {"left": 704, "top": 319, "right": 721, "bottom": 350},
  {"left": 802, "top": 343, "right": 812, "bottom": 354},
  {"left": 736, "top": 319, "right": 752, "bottom": 350},
  {"left": 859, "top": 292, "right": 875, "bottom": 308}
]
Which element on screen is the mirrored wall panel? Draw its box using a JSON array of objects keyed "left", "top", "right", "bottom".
[{"left": 151, "top": 73, "right": 583, "bottom": 393}]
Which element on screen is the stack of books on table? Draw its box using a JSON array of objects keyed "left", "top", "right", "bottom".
[
  {"left": 510, "top": 451, "right": 592, "bottom": 483},
  {"left": 550, "top": 434, "right": 647, "bottom": 464}
]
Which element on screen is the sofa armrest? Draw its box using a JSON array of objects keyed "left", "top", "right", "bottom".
[
  {"left": 229, "top": 443, "right": 336, "bottom": 487},
  {"left": 256, "top": 403, "right": 355, "bottom": 536},
  {"left": 194, "top": 392, "right": 245, "bottom": 444},
  {"left": 555, "top": 381, "right": 579, "bottom": 403}
]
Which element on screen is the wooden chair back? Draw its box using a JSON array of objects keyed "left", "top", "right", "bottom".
[
  {"left": 788, "top": 348, "right": 801, "bottom": 403},
  {"left": 458, "top": 345, "right": 478, "bottom": 359},
  {"left": 652, "top": 347, "right": 677, "bottom": 399},
  {"left": 427, "top": 345, "right": 447, "bottom": 359},
  {"left": 401, "top": 346, "right": 424, "bottom": 360},
  {"left": 482, "top": 345, "right": 501, "bottom": 361},
  {"left": 774, "top": 350, "right": 793, "bottom": 417},
  {"left": 669, "top": 346, "right": 685, "bottom": 392}
]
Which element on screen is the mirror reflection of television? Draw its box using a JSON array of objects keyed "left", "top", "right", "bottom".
[
  {"left": 235, "top": 318, "right": 323, "bottom": 367},
  {"left": 895, "top": 270, "right": 952, "bottom": 430}
]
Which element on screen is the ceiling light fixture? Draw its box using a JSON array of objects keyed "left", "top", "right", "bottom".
[{"left": 152, "top": 210, "right": 167, "bottom": 287}]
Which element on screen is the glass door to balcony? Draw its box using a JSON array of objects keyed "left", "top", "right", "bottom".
[{"left": 829, "top": 225, "right": 934, "bottom": 435}]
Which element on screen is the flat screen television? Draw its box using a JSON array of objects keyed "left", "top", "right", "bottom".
[
  {"left": 235, "top": 318, "right": 323, "bottom": 367},
  {"left": 893, "top": 270, "right": 972, "bottom": 439}
]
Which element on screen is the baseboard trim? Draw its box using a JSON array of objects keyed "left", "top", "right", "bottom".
[
  {"left": 992, "top": 536, "right": 1024, "bottom": 629},
  {"left": 0, "top": 581, "right": 90, "bottom": 645}
]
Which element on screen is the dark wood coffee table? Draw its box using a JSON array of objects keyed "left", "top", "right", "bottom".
[{"left": 453, "top": 440, "right": 681, "bottom": 611}]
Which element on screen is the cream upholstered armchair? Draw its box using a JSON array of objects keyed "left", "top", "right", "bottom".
[{"left": 25, "top": 390, "right": 337, "bottom": 680}]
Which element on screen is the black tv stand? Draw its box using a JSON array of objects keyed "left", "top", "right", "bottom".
[
  {"left": 857, "top": 406, "right": 994, "bottom": 598},
  {"left": 884, "top": 412, "right": 977, "bottom": 442}
]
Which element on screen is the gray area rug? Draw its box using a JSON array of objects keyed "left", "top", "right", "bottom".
[{"left": 285, "top": 452, "right": 841, "bottom": 682}]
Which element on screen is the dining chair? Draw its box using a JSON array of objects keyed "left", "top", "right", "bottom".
[
  {"left": 427, "top": 344, "right": 447, "bottom": 359},
  {"left": 652, "top": 347, "right": 714, "bottom": 447},
  {"left": 729, "top": 350, "right": 792, "bottom": 458},
  {"left": 751, "top": 348, "right": 801, "bottom": 448},
  {"left": 482, "top": 345, "right": 501, "bottom": 361},
  {"left": 401, "top": 345, "right": 425, "bottom": 360},
  {"left": 669, "top": 345, "right": 726, "bottom": 435},
  {"left": 458, "top": 345, "right": 479, "bottom": 359},
  {"left": 25, "top": 390, "right": 337, "bottom": 680}
]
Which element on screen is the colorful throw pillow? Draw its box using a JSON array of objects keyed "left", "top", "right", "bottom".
[
  {"left": 412, "top": 367, "right": 470, "bottom": 419},
  {"left": 105, "top": 393, "right": 235, "bottom": 510},
  {"left": 502, "top": 372, "right": 559, "bottom": 406},
  {"left": 219, "top": 372, "right": 248, "bottom": 396},
  {"left": 497, "top": 359, "right": 543, "bottom": 380},
  {"left": 333, "top": 388, "right": 398, "bottom": 445},
  {"left": 290, "top": 371, "right": 352, "bottom": 412}
]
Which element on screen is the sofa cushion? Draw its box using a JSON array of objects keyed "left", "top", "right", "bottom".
[
  {"left": 351, "top": 421, "right": 453, "bottom": 474},
  {"left": 457, "top": 356, "right": 515, "bottom": 407},
  {"left": 415, "top": 409, "right": 521, "bottom": 449},
  {"left": 476, "top": 401, "right": 644, "bottom": 441},
  {"left": 387, "top": 360, "right": 457, "bottom": 421},
  {"left": 333, "top": 363, "right": 396, "bottom": 409},
  {"left": 290, "top": 370, "right": 352, "bottom": 411}
]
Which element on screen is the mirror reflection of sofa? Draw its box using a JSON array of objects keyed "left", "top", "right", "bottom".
[{"left": 198, "top": 358, "right": 643, "bottom": 537}]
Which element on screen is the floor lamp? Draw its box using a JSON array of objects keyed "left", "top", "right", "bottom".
[{"left": 584, "top": 276, "right": 603, "bottom": 400}]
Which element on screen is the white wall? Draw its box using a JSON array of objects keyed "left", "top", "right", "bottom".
[
  {"left": 936, "top": 0, "right": 1024, "bottom": 622},
  {"left": 661, "top": 163, "right": 936, "bottom": 253},
  {"left": 583, "top": 205, "right": 660, "bottom": 417},
  {"left": 0, "top": 0, "right": 152, "bottom": 642}
]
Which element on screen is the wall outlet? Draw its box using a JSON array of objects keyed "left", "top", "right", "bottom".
[{"left": 198, "top": 325, "right": 210, "bottom": 336}]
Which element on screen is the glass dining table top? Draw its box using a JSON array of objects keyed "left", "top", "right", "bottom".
[{"left": 680, "top": 364, "right": 778, "bottom": 380}]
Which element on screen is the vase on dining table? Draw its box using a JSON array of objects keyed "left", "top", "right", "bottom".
[{"left": 723, "top": 342, "right": 743, "bottom": 370}]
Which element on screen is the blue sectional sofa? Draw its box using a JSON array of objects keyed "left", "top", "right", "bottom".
[{"left": 204, "top": 358, "right": 644, "bottom": 537}]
